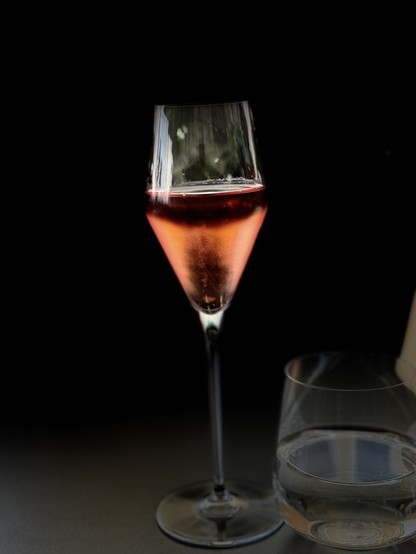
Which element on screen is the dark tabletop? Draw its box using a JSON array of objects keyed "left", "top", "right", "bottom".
[{"left": 1, "top": 410, "right": 415, "bottom": 554}]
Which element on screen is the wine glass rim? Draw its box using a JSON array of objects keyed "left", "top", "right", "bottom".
[
  {"left": 284, "top": 350, "right": 416, "bottom": 392},
  {"left": 154, "top": 100, "right": 250, "bottom": 109}
]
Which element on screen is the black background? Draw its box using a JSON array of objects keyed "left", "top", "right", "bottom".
[{"left": 9, "top": 3, "right": 415, "bottom": 432}]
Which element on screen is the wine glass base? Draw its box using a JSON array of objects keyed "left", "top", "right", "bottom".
[{"left": 156, "top": 479, "right": 283, "bottom": 548}]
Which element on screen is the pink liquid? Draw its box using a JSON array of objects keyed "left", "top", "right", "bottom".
[{"left": 146, "top": 183, "right": 267, "bottom": 314}]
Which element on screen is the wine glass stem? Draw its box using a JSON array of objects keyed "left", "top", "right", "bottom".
[{"left": 200, "top": 312, "right": 226, "bottom": 495}]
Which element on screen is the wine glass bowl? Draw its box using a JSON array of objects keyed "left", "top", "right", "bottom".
[
  {"left": 273, "top": 351, "right": 416, "bottom": 550},
  {"left": 145, "top": 101, "right": 282, "bottom": 547},
  {"left": 146, "top": 102, "right": 268, "bottom": 317}
]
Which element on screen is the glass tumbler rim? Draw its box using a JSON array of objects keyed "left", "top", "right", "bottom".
[{"left": 284, "top": 350, "right": 416, "bottom": 393}]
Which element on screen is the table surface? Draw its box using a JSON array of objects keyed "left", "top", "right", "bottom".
[{"left": 1, "top": 410, "right": 415, "bottom": 554}]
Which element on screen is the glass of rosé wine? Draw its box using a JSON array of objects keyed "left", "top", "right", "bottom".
[{"left": 145, "top": 101, "right": 282, "bottom": 547}]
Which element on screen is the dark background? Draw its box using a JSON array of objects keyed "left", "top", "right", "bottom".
[{"left": 9, "top": 3, "right": 415, "bottom": 432}]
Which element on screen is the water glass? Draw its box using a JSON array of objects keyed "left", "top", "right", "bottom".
[{"left": 273, "top": 351, "right": 416, "bottom": 550}]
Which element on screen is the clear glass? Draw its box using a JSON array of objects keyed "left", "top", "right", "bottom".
[
  {"left": 273, "top": 351, "right": 416, "bottom": 550},
  {"left": 145, "top": 101, "right": 282, "bottom": 547}
]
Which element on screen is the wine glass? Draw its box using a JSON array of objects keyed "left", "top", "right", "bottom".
[
  {"left": 145, "top": 101, "right": 282, "bottom": 547},
  {"left": 273, "top": 351, "right": 416, "bottom": 550}
]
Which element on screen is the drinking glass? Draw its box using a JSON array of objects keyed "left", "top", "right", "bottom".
[
  {"left": 145, "top": 101, "right": 282, "bottom": 547},
  {"left": 273, "top": 351, "right": 416, "bottom": 550}
]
